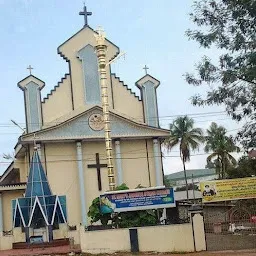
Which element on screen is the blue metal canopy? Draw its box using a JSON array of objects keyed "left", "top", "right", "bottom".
[{"left": 12, "top": 149, "right": 67, "bottom": 228}]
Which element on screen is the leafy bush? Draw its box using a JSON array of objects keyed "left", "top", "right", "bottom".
[{"left": 88, "top": 183, "right": 158, "bottom": 227}]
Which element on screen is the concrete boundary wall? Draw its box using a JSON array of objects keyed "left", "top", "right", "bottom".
[
  {"left": 138, "top": 224, "right": 194, "bottom": 252},
  {"left": 0, "top": 235, "right": 13, "bottom": 250},
  {"left": 80, "top": 213, "right": 206, "bottom": 254},
  {"left": 80, "top": 228, "right": 130, "bottom": 254},
  {"left": 0, "top": 213, "right": 206, "bottom": 253}
]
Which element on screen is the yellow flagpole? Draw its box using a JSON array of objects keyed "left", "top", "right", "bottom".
[{"left": 94, "top": 27, "right": 116, "bottom": 191}]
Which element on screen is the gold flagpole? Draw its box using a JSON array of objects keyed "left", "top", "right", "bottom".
[{"left": 94, "top": 27, "right": 116, "bottom": 191}]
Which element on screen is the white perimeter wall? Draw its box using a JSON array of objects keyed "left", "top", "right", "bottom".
[{"left": 80, "top": 213, "right": 206, "bottom": 254}]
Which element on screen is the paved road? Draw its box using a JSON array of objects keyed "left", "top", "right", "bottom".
[
  {"left": 116, "top": 250, "right": 256, "bottom": 256},
  {"left": 1, "top": 248, "right": 255, "bottom": 256},
  {"left": 182, "top": 251, "right": 256, "bottom": 256}
]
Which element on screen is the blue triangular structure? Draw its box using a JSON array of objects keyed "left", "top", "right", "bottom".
[
  {"left": 25, "top": 150, "right": 52, "bottom": 198},
  {"left": 12, "top": 148, "right": 67, "bottom": 236}
]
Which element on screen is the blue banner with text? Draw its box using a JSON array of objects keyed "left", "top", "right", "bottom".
[{"left": 100, "top": 187, "right": 175, "bottom": 213}]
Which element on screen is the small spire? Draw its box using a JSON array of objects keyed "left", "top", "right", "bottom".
[
  {"left": 143, "top": 65, "right": 149, "bottom": 75},
  {"left": 79, "top": 4, "right": 92, "bottom": 27},
  {"left": 27, "top": 65, "right": 33, "bottom": 75}
]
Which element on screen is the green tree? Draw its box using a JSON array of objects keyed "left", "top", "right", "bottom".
[
  {"left": 226, "top": 156, "right": 256, "bottom": 178},
  {"left": 117, "top": 210, "right": 158, "bottom": 228},
  {"left": 87, "top": 197, "right": 112, "bottom": 226},
  {"left": 205, "top": 122, "right": 239, "bottom": 179},
  {"left": 205, "top": 158, "right": 221, "bottom": 176},
  {"left": 185, "top": 0, "right": 256, "bottom": 149},
  {"left": 163, "top": 176, "right": 171, "bottom": 187},
  {"left": 164, "top": 116, "right": 204, "bottom": 199}
]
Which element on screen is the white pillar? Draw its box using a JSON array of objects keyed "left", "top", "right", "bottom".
[
  {"left": 153, "top": 139, "right": 163, "bottom": 186},
  {"left": 0, "top": 193, "right": 3, "bottom": 236},
  {"left": 115, "top": 140, "right": 123, "bottom": 185},
  {"left": 76, "top": 142, "right": 87, "bottom": 226}
]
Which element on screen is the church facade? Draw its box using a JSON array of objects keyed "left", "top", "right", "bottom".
[{"left": 0, "top": 7, "right": 169, "bottom": 245}]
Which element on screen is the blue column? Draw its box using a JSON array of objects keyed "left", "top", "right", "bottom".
[
  {"left": 0, "top": 193, "right": 3, "bottom": 236},
  {"left": 153, "top": 139, "right": 163, "bottom": 186},
  {"left": 115, "top": 140, "right": 123, "bottom": 185},
  {"left": 76, "top": 142, "right": 87, "bottom": 226}
]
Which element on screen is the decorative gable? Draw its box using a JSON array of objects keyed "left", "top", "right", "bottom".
[{"left": 20, "top": 106, "right": 169, "bottom": 143}]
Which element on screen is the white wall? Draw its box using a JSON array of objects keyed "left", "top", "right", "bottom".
[
  {"left": 0, "top": 235, "right": 13, "bottom": 250},
  {"left": 80, "top": 213, "right": 206, "bottom": 254},
  {"left": 137, "top": 224, "right": 194, "bottom": 252},
  {"left": 80, "top": 228, "right": 130, "bottom": 254}
]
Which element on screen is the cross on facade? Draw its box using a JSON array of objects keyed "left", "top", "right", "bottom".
[
  {"left": 27, "top": 65, "right": 33, "bottom": 75},
  {"left": 87, "top": 153, "right": 107, "bottom": 191},
  {"left": 143, "top": 65, "right": 149, "bottom": 75},
  {"left": 79, "top": 4, "right": 92, "bottom": 27}
]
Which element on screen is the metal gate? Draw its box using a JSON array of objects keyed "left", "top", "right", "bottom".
[{"left": 204, "top": 199, "right": 256, "bottom": 251}]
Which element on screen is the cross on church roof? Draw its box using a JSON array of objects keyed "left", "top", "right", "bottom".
[
  {"left": 27, "top": 65, "right": 33, "bottom": 75},
  {"left": 143, "top": 65, "right": 149, "bottom": 75},
  {"left": 79, "top": 4, "right": 92, "bottom": 27}
]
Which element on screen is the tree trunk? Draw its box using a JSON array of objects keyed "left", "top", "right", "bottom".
[
  {"left": 221, "top": 156, "right": 225, "bottom": 179},
  {"left": 217, "top": 155, "right": 221, "bottom": 179},
  {"left": 222, "top": 157, "right": 226, "bottom": 179},
  {"left": 182, "top": 159, "right": 189, "bottom": 200}
]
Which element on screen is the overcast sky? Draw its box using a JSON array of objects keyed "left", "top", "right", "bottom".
[{"left": 0, "top": 0, "right": 242, "bottom": 175}]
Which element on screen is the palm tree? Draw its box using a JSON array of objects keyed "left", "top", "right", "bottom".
[
  {"left": 164, "top": 116, "right": 204, "bottom": 200},
  {"left": 205, "top": 122, "right": 239, "bottom": 179}
]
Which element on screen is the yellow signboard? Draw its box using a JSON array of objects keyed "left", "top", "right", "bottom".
[{"left": 200, "top": 177, "right": 256, "bottom": 203}]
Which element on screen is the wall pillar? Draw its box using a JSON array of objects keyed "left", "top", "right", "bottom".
[
  {"left": 115, "top": 140, "right": 123, "bottom": 185},
  {"left": 189, "top": 205, "right": 206, "bottom": 252},
  {"left": 153, "top": 139, "right": 163, "bottom": 186},
  {"left": 76, "top": 142, "right": 87, "bottom": 227},
  {"left": 0, "top": 193, "right": 3, "bottom": 236}
]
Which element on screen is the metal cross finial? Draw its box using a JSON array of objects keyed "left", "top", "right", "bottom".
[
  {"left": 27, "top": 65, "right": 33, "bottom": 75},
  {"left": 96, "top": 26, "right": 105, "bottom": 37},
  {"left": 95, "top": 26, "right": 106, "bottom": 45},
  {"left": 79, "top": 4, "right": 92, "bottom": 27},
  {"left": 143, "top": 65, "right": 149, "bottom": 75}
]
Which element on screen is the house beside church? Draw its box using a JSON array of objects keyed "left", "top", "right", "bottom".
[
  {"left": 166, "top": 169, "right": 217, "bottom": 190},
  {"left": 0, "top": 6, "right": 170, "bottom": 247}
]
